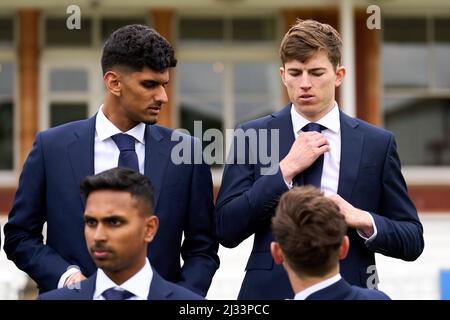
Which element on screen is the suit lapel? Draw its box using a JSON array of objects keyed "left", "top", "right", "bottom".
[
  {"left": 147, "top": 269, "right": 172, "bottom": 300},
  {"left": 75, "top": 273, "right": 97, "bottom": 299},
  {"left": 269, "top": 104, "right": 295, "bottom": 165},
  {"left": 337, "top": 111, "right": 363, "bottom": 201},
  {"left": 144, "top": 125, "right": 170, "bottom": 208},
  {"left": 68, "top": 116, "right": 96, "bottom": 207}
]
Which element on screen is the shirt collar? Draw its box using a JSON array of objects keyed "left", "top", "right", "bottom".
[
  {"left": 94, "top": 258, "right": 153, "bottom": 300},
  {"left": 294, "top": 273, "right": 342, "bottom": 300},
  {"left": 96, "top": 105, "right": 146, "bottom": 145},
  {"left": 291, "top": 102, "right": 340, "bottom": 136}
]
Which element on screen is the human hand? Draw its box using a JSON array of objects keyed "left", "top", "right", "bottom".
[
  {"left": 327, "top": 193, "right": 374, "bottom": 237},
  {"left": 64, "top": 271, "right": 87, "bottom": 288},
  {"left": 280, "top": 131, "right": 329, "bottom": 183}
]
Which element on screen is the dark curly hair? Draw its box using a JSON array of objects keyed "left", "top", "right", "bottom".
[{"left": 101, "top": 24, "right": 177, "bottom": 75}]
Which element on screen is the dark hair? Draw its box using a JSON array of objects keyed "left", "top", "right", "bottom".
[
  {"left": 279, "top": 19, "right": 342, "bottom": 69},
  {"left": 101, "top": 24, "right": 177, "bottom": 75},
  {"left": 272, "top": 186, "right": 347, "bottom": 277},
  {"left": 80, "top": 167, "right": 154, "bottom": 215}
]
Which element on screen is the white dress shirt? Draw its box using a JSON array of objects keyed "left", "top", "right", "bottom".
[
  {"left": 289, "top": 103, "right": 377, "bottom": 242},
  {"left": 93, "top": 258, "right": 153, "bottom": 300},
  {"left": 58, "top": 105, "right": 147, "bottom": 288},
  {"left": 291, "top": 102, "right": 341, "bottom": 197},
  {"left": 94, "top": 105, "right": 146, "bottom": 175},
  {"left": 294, "top": 273, "right": 342, "bottom": 300}
]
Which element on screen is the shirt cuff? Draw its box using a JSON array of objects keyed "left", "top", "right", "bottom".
[
  {"left": 284, "top": 179, "right": 293, "bottom": 189},
  {"left": 57, "top": 266, "right": 82, "bottom": 289},
  {"left": 357, "top": 211, "right": 378, "bottom": 243}
]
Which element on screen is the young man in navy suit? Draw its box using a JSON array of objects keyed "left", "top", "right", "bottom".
[
  {"left": 271, "top": 186, "right": 390, "bottom": 300},
  {"left": 39, "top": 168, "right": 202, "bottom": 300},
  {"left": 215, "top": 19, "right": 424, "bottom": 299},
  {"left": 4, "top": 24, "right": 218, "bottom": 296}
]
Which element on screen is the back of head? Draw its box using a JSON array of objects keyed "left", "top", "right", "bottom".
[
  {"left": 279, "top": 19, "right": 342, "bottom": 68},
  {"left": 272, "top": 186, "right": 347, "bottom": 277},
  {"left": 80, "top": 167, "right": 154, "bottom": 215},
  {"left": 101, "top": 24, "right": 177, "bottom": 75}
]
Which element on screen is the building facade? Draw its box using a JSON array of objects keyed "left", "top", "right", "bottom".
[{"left": 1, "top": 0, "right": 450, "bottom": 299}]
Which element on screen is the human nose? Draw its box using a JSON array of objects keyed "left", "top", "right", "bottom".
[
  {"left": 155, "top": 85, "right": 168, "bottom": 104},
  {"left": 300, "top": 73, "right": 312, "bottom": 90},
  {"left": 93, "top": 224, "right": 107, "bottom": 242}
]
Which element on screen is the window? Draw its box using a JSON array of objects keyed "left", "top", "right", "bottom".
[
  {"left": 0, "top": 16, "right": 15, "bottom": 173},
  {"left": 0, "top": 62, "right": 14, "bottom": 170},
  {"left": 383, "top": 16, "right": 450, "bottom": 166},
  {"left": 42, "top": 14, "right": 149, "bottom": 129},
  {"left": 50, "top": 102, "right": 87, "bottom": 127},
  {"left": 177, "top": 15, "right": 281, "bottom": 168},
  {"left": 233, "top": 62, "right": 280, "bottom": 124},
  {"left": 383, "top": 18, "right": 428, "bottom": 89},
  {"left": 434, "top": 18, "right": 450, "bottom": 89},
  {"left": 41, "top": 63, "right": 98, "bottom": 129},
  {"left": 231, "top": 17, "right": 276, "bottom": 42},
  {"left": 100, "top": 17, "right": 146, "bottom": 42},
  {"left": 179, "top": 62, "right": 224, "bottom": 134},
  {"left": 0, "top": 17, "right": 14, "bottom": 47},
  {"left": 179, "top": 16, "right": 277, "bottom": 44},
  {"left": 46, "top": 67, "right": 90, "bottom": 127},
  {"left": 179, "top": 18, "right": 224, "bottom": 42},
  {"left": 45, "top": 17, "right": 93, "bottom": 47},
  {"left": 44, "top": 15, "right": 149, "bottom": 48}
]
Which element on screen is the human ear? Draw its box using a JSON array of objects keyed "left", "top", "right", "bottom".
[
  {"left": 335, "top": 65, "right": 346, "bottom": 87},
  {"left": 104, "top": 71, "right": 122, "bottom": 97}
]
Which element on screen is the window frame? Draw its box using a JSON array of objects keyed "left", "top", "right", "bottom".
[
  {"left": 175, "top": 12, "right": 283, "bottom": 183},
  {"left": 0, "top": 14, "right": 18, "bottom": 185},
  {"left": 40, "top": 53, "right": 103, "bottom": 131},
  {"left": 40, "top": 11, "right": 151, "bottom": 131},
  {"left": 382, "top": 13, "right": 450, "bottom": 184}
]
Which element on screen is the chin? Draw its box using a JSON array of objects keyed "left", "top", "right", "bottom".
[
  {"left": 143, "top": 119, "right": 157, "bottom": 125},
  {"left": 141, "top": 115, "right": 158, "bottom": 125},
  {"left": 94, "top": 261, "right": 107, "bottom": 270},
  {"left": 297, "top": 105, "right": 316, "bottom": 115}
]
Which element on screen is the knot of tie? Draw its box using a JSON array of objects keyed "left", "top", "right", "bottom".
[
  {"left": 111, "top": 133, "right": 136, "bottom": 152},
  {"left": 102, "top": 287, "right": 134, "bottom": 300},
  {"left": 110, "top": 133, "right": 139, "bottom": 172},
  {"left": 302, "top": 122, "right": 326, "bottom": 133},
  {"left": 294, "top": 123, "right": 327, "bottom": 188}
]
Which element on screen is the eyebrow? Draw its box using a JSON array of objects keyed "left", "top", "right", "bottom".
[
  {"left": 84, "top": 214, "right": 126, "bottom": 222},
  {"left": 140, "top": 79, "right": 169, "bottom": 86},
  {"left": 287, "top": 67, "right": 327, "bottom": 72}
]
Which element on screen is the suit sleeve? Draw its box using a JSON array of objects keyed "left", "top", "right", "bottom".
[
  {"left": 365, "top": 135, "right": 424, "bottom": 261},
  {"left": 214, "top": 126, "right": 289, "bottom": 248},
  {"left": 3, "top": 133, "right": 73, "bottom": 291},
  {"left": 177, "top": 139, "right": 220, "bottom": 296}
]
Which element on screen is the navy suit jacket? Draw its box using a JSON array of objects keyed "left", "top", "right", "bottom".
[
  {"left": 38, "top": 269, "right": 204, "bottom": 300},
  {"left": 4, "top": 115, "right": 219, "bottom": 295},
  {"left": 305, "top": 278, "right": 390, "bottom": 300},
  {"left": 215, "top": 104, "right": 424, "bottom": 299}
]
